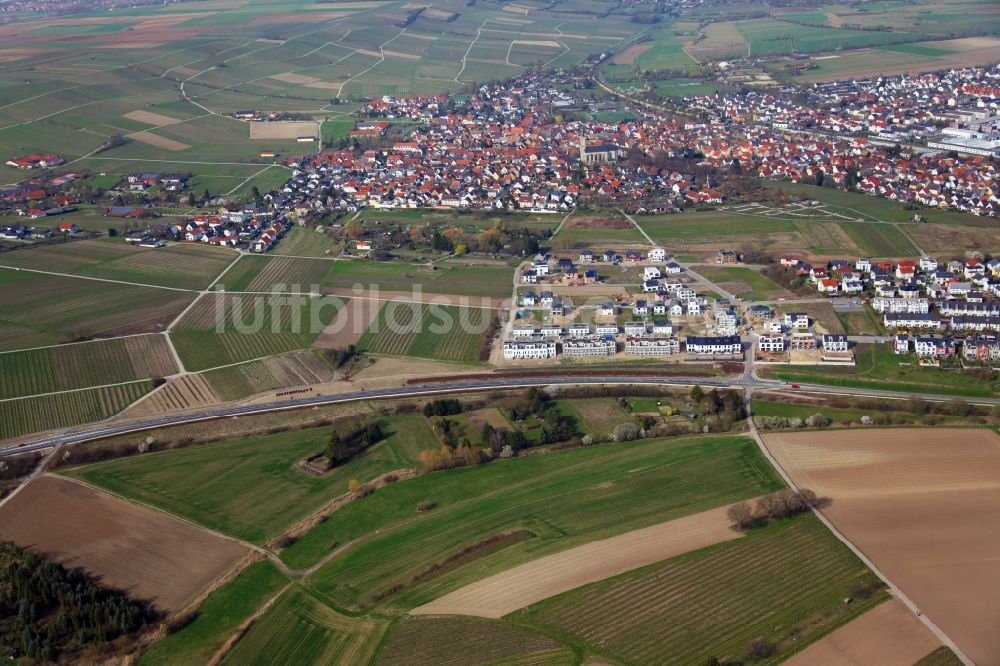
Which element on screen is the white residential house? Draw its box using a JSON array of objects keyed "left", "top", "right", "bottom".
[
  {"left": 567, "top": 323, "right": 591, "bottom": 338},
  {"left": 623, "top": 321, "right": 648, "bottom": 337},
  {"left": 758, "top": 335, "right": 786, "bottom": 353},
  {"left": 643, "top": 266, "right": 662, "bottom": 281},
  {"left": 894, "top": 333, "right": 910, "bottom": 354},
  {"left": 651, "top": 321, "right": 673, "bottom": 336},
  {"left": 598, "top": 303, "right": 615, "bottom": 317},
  {"left": 521, "top": 270, "right": 538, "bottom": 284},
  {"left": 633, "top": 300, "right": 649, "bottom": 316},
  {"left": 822, "top": 334, "right": 849, "bottom": 353},
  {"left": 783, "top": 312, "right": 809, "bottom": 329},
  {"left": 503, "top": 340, "right": 557, "bottom": 360},
  {"left": 664, "top": 261, "right": 683, "bottom": 274},
  {"left": 595, "top": 323, "right": 619, "bottom": 338},
  {"left": 686, "top": 335, "right": 742, "bottom": 355},
  {"left": 540, "top": 324, "right": 563, "bottom": 338},
  {"left": 919, "top": 256, "right": 938, "bottom": 271},
  {"left": 686, "top": 300, "right": 702, "bottom": 316},
  {"left": 648, "top": 247, "right": 667, "bottom": 262},
  {"left": 511, "top": 324, "right": 538, "bottom": 338}
]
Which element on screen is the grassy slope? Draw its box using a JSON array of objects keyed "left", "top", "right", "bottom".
[
  {"left": 65, "top": 414, "right": 439, "bottom": 543},
  {"left": 139, "top": 561, "right": 288, "bottom": 666},
  {"left": 518, "top": 514, "right": 887, "bottom": 666},
  {"left": 301, "top": 435, "right": 783, "bottom": 610},
  {"left": 220, "top": 586, "right": 387, "bottom": 666}
]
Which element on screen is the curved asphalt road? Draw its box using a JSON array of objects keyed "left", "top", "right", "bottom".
[{"left": 5, "top": 373, "right": 999, "bottom": 458}]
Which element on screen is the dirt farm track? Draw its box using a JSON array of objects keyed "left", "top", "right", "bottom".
[
  {"left": 0, "top": 475, "right": 248, "bottom": 611},
  {"left": 764, "top": 428, "right": 1000, "bottom": 666}
]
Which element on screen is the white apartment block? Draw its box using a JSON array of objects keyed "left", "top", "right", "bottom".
[
  {"left": 562, "top": 339, "right": 617, "bottom": 357},
  {"left": 624, "top": 337, "right": 681, "bottom": 356},
  {"left": 871, "top": 297, "right": 930, "bottom": 314},
  {"left": 503, "top": 340, "right": 557, "bottom": 360}
]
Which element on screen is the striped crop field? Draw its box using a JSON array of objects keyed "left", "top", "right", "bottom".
[
  {"left": 172, "top": 293, "right": 343, "bottom": 371},
  {"left": 357, "top": 302, "right": 493, "bottom": 364},
  {"left": 837, "top": 221, "right": 918, "bottom": 257},
  {"left": 202, "top": 351, "right": 336, "bottom": 402},
  {"left": 0, "top": 334, "right": 176, "bottom": 399},
  {"left": 0, "top": 381, "right": 153, "bottom": 440},
  {"left": 75, "top": 243, "right": 235, "bottom": 290},
  {"left": 377, "top": 617, "right": 574, "bottom": 666},
  {"left": 0, "top": 271, "right": 195, "bottom": 351},
  {"left": 523, "top": 515, "right": 886, "bottom": 666},
  {"left": 220, "top": 587, "right": 387, "bottom": 666},
  {"left": 218, "top": 255, "right": 334, "bottom": 292}
]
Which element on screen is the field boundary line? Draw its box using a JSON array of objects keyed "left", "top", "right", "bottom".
[
  {"left": 0, "top": 264, "right": 195, "bottom": 292},
  {"left": 205, "top": 582, "right": 293, "bottom": 666},
  {"left": 619, "top": 209, "right": 656, "bottom": 246},
  {"left": 0, "top": 331, "right": 161, "bottom": 355},
  {"left": 744, "top": 395, "right": 974, "bottom": 666},
  {"left": 0, "top": 378, "right": 153, "bottom": 404}
]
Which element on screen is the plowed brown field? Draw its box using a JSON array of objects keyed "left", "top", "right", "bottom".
[
  {"left": 0, "top": 476, "right": 247, "bottom": 611},
  {"left": 764, "top": 428, "right": 1000, "bottom": 666},
  {"left": 785, "top": 598, "right": 941, "bottom": 666}
]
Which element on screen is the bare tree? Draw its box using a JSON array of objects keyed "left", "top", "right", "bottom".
[
  {"left": 755, "top": 493, "right": 782, "bottom": 520},
  {"left": 727, "top": 501, "right": 755, "bottom": 531}
]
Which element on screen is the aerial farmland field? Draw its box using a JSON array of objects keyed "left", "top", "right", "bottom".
[
  {"left": 520, "top": 514, "right": 886, "bottom": 666},
  {"left": 0, "top": 475, "right": 248, "bottom": 612},
  {"left": 765, "top": 428, "right": 1000, "bottom": 665},
  {"left": 170, "top": 292, "right": 343, "bottom": 371},
  {"left": 219, "top": 587, "right": 387, "bottom": 666},
  {"left": 67, "top": 413, "right": 440, "bottom": 543},
  {"left": 0, "top": 333, "right": 175, "bottom": 399},
  {"left": 216, "top": 254, "right": 334, "bottom": 292},
  {"left": 357, "top": 301, "right": 494, "bottom": 365},
  {"left": 0, "top": 380, "right": 153, "bottom": 440},
  {"left": 298, "top": 435, "right": 782, "bottom": 605}
]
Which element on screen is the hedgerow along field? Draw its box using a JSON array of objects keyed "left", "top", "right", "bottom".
[
  {"left": 357, "top": 301, "right": 494, "bottom": 365},
  {"left": 297, "top": 435, "right": 783, "bottom": 608},
  {"left": 0, "top": 334, "right": 175, "bottom": 399},
  {"left": 170, "top": 292, "right": 344, "bottom": 372},
  {"left": 220, "top": 586, "right": 387, "bottom": 666},
  {"left": 519, "top": 515, "right": 888, "bottom": 666},
  {"left": 1, "top": 381, "right": 152, "bottom": 440},
  {"left": 67, "top": 413, "right": 440, "bottom": 543}
]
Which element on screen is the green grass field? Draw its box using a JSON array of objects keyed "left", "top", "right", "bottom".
[
  {"left": 519, "top": 514, "right": 887, "bottom": 665},
  {"left": 1, "top": 380, "right": 152, "bottom": 440},
  {"left": 66, "top": 413, "right": 440, "bottom": 543},
  {"left": 299, "top": 435, "right": 783, "bottom": 608},
  {"left": 139, "top": 560, "right": 288, "bottom": 666},
  {"left": 765, "top": 345, "right": 998, "bottom": 397},
  {"left": 637, "top": 212, "right": 796, "bottom": 243},
  {"left": 270, "top": 226, "right": 338, "bottom": 258},
  {"left": 357, "top": 301, "right": 493, "bottom": 365},
  {"left": 698, "top": 266, "right": 787, "bottom": 300},
  {"left": 0, "top": 334, "right": 175, "bottom": 399},
  {"left": 376, "top": 617, "right": 574, "bottom": 666},
  {"left": 552, "top": 398, "right": 636, "bottom": 436},
  {"left": 322, "top": 261, "right": 513, "bottom": 298},
  {"left": 836, "top": 222, "right": 918, "bottom": 257},
  {"left": 220, "top": 586, "right": 387, "bottom": 666}
]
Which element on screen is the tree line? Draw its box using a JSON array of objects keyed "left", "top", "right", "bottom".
[{"left": 0, "top": 542, "right": 158, "bottom": 663}]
